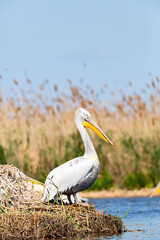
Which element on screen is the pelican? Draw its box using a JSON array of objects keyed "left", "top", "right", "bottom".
[
  {"left": 41, "top": 107, "right": 114, "bottom": 204},
  {"left": 150, "top": 182, "right": 160, "bottom": 197}
]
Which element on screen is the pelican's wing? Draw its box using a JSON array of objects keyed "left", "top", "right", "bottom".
[{"left": 42, "top": 157, "right": 93, "bottom": 201}]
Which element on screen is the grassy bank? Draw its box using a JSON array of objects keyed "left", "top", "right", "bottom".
[
  {"left": 0, "top": 75, "right": 160, "bottom": 190},
  {"left": 0, "top": 202, "right": 122, "bottom": 239},
  {"left": 0, "top": 165, "right": 122, "bottom": 239}
]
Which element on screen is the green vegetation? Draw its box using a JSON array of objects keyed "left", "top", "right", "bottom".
[
  {"left": 0, "top": 144, "right": 7, "bottom": 164},
  {"left": 1, "top": 132, "right": 160, "bottom": 190},
  {"left": 0, "top": 74, "right": 160, "bottom": 190},
  {"left": 89, "top": 171, "right": 113, "bottom": 190}
]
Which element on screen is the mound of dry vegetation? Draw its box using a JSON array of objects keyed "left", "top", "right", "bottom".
[
  {"left": 0, "top": 204, "right": 122, "bottom": 239},
  {"left": 0, "top": 165, "right": 122, "bottom": 239},
  {"left": 0, "top": 164, "right": 42, "bottom": 208}
]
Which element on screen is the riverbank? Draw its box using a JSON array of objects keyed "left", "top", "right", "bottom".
[
  {"left": 80, "top": 188, "right": 156, "bottom": 199},
  {"left": 0, "top": 202, "right": 122, "bottom": 239}
]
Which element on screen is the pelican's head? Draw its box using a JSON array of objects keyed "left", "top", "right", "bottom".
[{"left": 75, "top": 108, "right": 114, "bottom": 145}]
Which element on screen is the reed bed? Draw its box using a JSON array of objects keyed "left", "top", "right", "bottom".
[{"left": 0, "top": 74, "right": 160, "bottom": 189}]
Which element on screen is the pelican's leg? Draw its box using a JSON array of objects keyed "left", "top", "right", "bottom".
[
  {"left": 73, "top": 193, "right": 90, "bottom": 206},
  {"left": 67, "top": 195, "right": 72, "bottom": 204},
  {"left": 73, "top": 193, "right": 78, "bottom": 203}
]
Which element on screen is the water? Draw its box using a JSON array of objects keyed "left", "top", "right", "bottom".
[{"left": 86, "top": 197, "right": 160, "bottom": 240}]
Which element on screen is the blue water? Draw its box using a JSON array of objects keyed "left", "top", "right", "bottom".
[{"left": 86, "top": 197, "right": 160, "bottom": 240}]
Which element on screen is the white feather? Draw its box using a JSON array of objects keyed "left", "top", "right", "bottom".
[{"left": 42, "top": 156, "right": 93, "bottom": 201}]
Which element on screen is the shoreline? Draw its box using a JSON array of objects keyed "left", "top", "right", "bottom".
[{"left": 79, "top": 188, "right": 157, "bottom": 199}]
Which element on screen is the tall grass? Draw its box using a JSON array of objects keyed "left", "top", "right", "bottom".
[{"left": 0, "top": 74, "right": 160, "bottom": 189}]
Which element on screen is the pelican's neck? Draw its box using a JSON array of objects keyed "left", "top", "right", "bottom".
[{"left": 77, "top": 122, "right": 98, "bottom": 157}]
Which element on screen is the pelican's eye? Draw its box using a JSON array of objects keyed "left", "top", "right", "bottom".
[{"left": 84, "top": 117, "right": 89, "bottom": 122}]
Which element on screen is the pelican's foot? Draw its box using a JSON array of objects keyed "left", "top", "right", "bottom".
[{"left": 74, "top": 202, "right": 91, "bottom": 207}]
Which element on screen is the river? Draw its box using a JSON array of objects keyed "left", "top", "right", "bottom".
[{"left": 82, "top": 197, "right": 160, "bottom": 239}]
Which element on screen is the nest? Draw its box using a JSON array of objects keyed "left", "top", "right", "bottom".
[
  {"left": 0, "top": 164, "right": 42, "bottom": 208},
  {"left": 0, "top": 165, "right": 122, "bottom": 239},
  {"left": 0, "top": 202, "right": 122, "bottom": 239}
]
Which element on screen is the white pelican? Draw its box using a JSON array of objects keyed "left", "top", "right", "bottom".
[{"left": 41, "top": 107, "right": 114, "bottom": 204}]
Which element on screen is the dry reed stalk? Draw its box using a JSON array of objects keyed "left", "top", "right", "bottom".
[{"left": 0, "top": 76, "right": 160, "bottom": 182}]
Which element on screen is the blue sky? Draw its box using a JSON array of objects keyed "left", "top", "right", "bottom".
[{"left": 0, "top": 0, "right": 160, "bottom": 101}]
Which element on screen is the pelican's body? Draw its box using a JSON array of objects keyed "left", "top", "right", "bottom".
[{"left": 41, "top": 108, "right": 113, "bottom": 203}]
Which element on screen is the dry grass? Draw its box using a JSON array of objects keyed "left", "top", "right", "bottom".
[
  {"left": 0, "top": 204, "right": 122, "bottom": 239},
  {"left": 0, "top": 164, "right": 43, "bottom": 207},
  {"left": 0, "top": 74, "right": 160, "bottom": 188}
]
